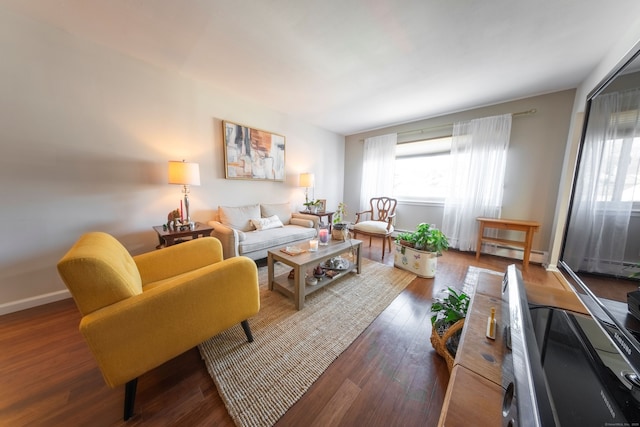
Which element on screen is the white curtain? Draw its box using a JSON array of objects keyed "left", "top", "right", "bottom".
[
  {"left": 360, "top": 133, "right": 397, "bottom": 210},
  {"left": 564, "top": 89, "right": 640, "bottom": 275},
  {"left": 442, "top": 114, "right": 512, "bottom": 251}
]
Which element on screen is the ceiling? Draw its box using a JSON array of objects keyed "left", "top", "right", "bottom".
[{"left": 3, "top": 0, "right": 640, "bottom": 135}]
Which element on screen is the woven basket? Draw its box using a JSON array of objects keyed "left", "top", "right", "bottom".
[
  {"left": 430, "top": 319, "right": 464, "bottom": 373},
  {"left": 332, "top": 227, "right": 349, "bottom": 241}
]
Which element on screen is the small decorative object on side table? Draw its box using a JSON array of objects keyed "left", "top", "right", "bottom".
[{"left": 152, "top": 222, "right": 214, "bottom": 249}]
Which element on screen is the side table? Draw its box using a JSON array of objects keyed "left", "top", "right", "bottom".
[
  {"left": 475, "top": 217, "right": 541, "bottom": 271},
  {"left": 298, "top": 210, "right": 335, "bottom": 232},
  {"left": 152, "top": 222, "right": 214, "bottom": 249}
]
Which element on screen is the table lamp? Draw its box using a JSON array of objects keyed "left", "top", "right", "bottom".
[
  {"left": 168, "top": 160, "right": 200, "bottom": 226},
  {"left": 299, "top": 172, "right": 315, "bottom": 206}
]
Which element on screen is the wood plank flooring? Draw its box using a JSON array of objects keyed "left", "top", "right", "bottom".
[{"left": 1, "top": 242, "right": 561, "bottom": 426}]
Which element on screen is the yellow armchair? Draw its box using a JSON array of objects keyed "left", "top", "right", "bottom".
[{"left": 57, "top": 232, "right": 259, "bottom": 420}]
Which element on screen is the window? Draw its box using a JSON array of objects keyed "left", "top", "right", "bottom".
[
  {"left": 393, "top": 137, "right": 452, "bottom": 202},
  {"left": 596, "top": 137, "right": 640, "bottom": 203}
]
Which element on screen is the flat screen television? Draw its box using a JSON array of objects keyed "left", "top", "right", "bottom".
[
  {"left": 503, "top": 43, "right": 640, "bottom": 426},
  {"left": 560, "top": 43, "right": 640, "bottom": 382},
  {"left": 503, "top": 264, "right": 640, "bottom": 426}
]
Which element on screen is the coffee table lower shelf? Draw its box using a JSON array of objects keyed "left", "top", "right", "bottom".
[{"left": 271, "top": 265, "right": 358, "bottom": 298}]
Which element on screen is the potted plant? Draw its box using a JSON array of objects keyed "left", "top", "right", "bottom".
[
  {"left": 429, "top": 287, "right": 470, "bottom": 371},
  {"left": 332, "top": 202, "right": 349, "bottom": 241},
  {"left": 394, "top": 223, "right": 449, "bottom": 277},
  {"left": 303, "top": 200, "right": 321, "bottom": 214}
]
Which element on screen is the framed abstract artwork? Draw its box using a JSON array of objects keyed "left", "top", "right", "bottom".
[{"left": 222, "top": 121, "right": 286, "bottom": 181}]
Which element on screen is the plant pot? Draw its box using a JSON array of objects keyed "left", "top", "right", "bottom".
[
  {"left": 430, "top": 319, "right": 464, "bottom": 372},
  {"left": 332, "top": 224, "right": 348, "bottom": 241},
  {"left": 394, "top": 242, "right": 438, "bottom": 278}
]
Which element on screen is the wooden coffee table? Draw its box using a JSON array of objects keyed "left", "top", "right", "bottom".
[{"left": 267, "top": 239, "right": 362, "bottom": 310}]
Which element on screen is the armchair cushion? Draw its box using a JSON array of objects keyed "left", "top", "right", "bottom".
[
  {"left": 57, "top": 232, "right": 143, "bottom": 316},
  {"left": 353, "top": 220, "right": 394, "bottom": 235}
]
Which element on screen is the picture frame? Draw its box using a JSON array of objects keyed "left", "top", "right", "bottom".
[
  {"left": 222, "top": 120, "right": 286, "bottom": 181},
  {"left": 317, "top": 199, "right": 327, "bottom": 212}
]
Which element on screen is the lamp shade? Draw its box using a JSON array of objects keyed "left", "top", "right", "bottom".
[
  {"left": 299, "top": 172, "right": 314, "bottom": 188},
  {"left": 168, "top": 160, "right": 200, "bottom": 185}
]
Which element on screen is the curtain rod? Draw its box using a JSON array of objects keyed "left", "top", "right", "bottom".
[{"left": 396, "top": 108, "right": 537, "bottom": 137}]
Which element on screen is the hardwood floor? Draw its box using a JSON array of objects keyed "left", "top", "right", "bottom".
[{"left": 0, "top": 242, "right": 559, "bottom": 426}]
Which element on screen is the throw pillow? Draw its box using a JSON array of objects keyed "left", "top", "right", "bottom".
[
  {"left": 251, "top": 215, "right": 284, "bottom": 231},
  {"left": 260, "top": 202, "right": 292, "bottom": 225},
  {"left": 219, "top": 204, "right": 260, "bottom": 232}
]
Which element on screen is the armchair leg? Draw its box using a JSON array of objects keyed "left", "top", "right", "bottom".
[
  {"left": 124, "top": 378, "right": 138, "bottom": 421},
  {"left": 241, "top": 320, "right": 254, "bottom": 342},
  {"left": 382, "top": 236, "right": 386, "bottom": 259}
]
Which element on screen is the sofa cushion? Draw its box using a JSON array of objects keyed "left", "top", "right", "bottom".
[
  {"left": 290, "top": 217, "right": 314, "bottom": 228},
  {"left": 219, "top": 204, "right": 260, "bottom": 232},
  {"left": 239, "top": 225, "right": 316, "bottom": 255},
  {"left": 251, "top": 215, "right": 284, "bottom": 231},
  {"left": 260, "top": 202, "right": 292, "bottom": 225}
]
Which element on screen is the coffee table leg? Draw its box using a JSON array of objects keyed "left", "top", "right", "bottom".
[
  {"left": 268, "top": 253, "right": 274, "bottom": 291},
  {"left": 295, "top": 266, "right": 305, "bottom": 310},
  {"left": 355, "top": 242, "right": 362, "bottom": 274}
]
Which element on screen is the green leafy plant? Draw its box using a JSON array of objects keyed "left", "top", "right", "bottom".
[
  {"left": 303, "top": 200, "right": 321, "bottom": 209},
  {"left": 631, "top": 262, "right": 640, "bottom": 279},
  {"left": 396, "top": 231, "right": 415, "bottom": 244},
  {"left": 396, "top": 223, "right": 449, "bottom": 255},
  {"left": 430, "top": 287, "right": 470, "bottom": 332},
  {"left": 430, "top": 287, "right": 470, "bottom": 356},
  {"left": 333, "top": 202, "right": 347, "bottom": 225}
]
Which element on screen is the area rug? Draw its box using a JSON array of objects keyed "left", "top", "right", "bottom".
[
  {"left": 461, "top": 265, "right": 504, "bottom": 295},
  {"left": 198, "top": 258, "right": 416, "bottom": 427}
]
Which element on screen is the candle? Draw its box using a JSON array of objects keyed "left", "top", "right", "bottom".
[
  {"left": 309, "top": 239, "right": 319, "bottom": 251},
  {"left": 319, "top": 228, "right": 329, "bottom": 245}
]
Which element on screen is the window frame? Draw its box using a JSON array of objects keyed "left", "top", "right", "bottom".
[{"left": 393, "top": 136, "right": 453, "bottom": 204}]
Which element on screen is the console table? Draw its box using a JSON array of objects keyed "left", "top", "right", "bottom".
[
  {"left": 438, "top": 267, "right": 588, "bottom": 426},
  {"left": 475, "top": 217, "right": 541, "bottom": 271},
  {"left": 438, "top": 270, "right": 506, "bottom": 426}
]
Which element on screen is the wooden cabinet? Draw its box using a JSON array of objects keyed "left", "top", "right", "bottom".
[
  {"left": 438, "top": 365, "right": 503, "bottom": 427},
  {"left": 438, "top": 271, "right": 506, "bottom": 426},
  {"left": 438, "top": 269, "right": 588, "bottom": 426}
]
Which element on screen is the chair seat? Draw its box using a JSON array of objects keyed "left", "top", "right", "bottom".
[{"left": 353, "top": 220, "right": 394, "bottom": 235}]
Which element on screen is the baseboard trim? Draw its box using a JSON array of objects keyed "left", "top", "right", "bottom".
[
  {"left": 481, "top": 244, "right": 548, "bottom": 265},
  {"left": 0, "top": 289, "right": 71, "bottom": 316}
]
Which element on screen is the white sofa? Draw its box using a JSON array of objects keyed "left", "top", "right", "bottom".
[{"left": 208, "top": 203, "right": 319, "bottom": 260}]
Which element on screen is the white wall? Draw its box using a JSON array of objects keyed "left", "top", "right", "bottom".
[
  {"left": 344, "top": 90, "right": 576, "bottom": 263},
  {"left": 0, "top": 8, "right": 344, "bottom": 314}
]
